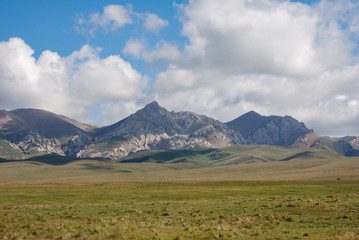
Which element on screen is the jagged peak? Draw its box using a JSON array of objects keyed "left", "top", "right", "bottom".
[
  {"left": 139, "top": 101, "right": 168, "bottom": 114},
  {"left": 144, "top": 100, "right": 160, "bottom": 108},
  {"left": 241, "top": 110, "right": 262, "bottom": 118},
  {"left": 226, "top": 111, "right": 263, "bottom": 124}
]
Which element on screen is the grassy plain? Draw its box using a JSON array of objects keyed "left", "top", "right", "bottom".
[
  {"left": 0, "top": 181, "right": 358, "bottom": 239},
  {"left": 1, "top": 146, "right": 359, "bottom": 239}
]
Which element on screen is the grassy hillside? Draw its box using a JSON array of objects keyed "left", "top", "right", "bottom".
[
  {"left": 0, "top": 145, "right": 358, "bottom": 183},
  {"left": 0, "top": 131, "right": 23, "bottom": 159},
  {"left": 120, "top": 145, "right": 341, "bottom": 166}
]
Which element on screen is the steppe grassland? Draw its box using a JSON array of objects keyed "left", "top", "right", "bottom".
[{"left": 0, "top": 181, "right": 358, "bottom": 239}]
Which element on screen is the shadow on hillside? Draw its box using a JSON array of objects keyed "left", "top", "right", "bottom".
[
  {"left": 79, "top": 163, "right": 132, "bottom": 172},
  {"left": 280, "top": 151, "right": 317, "bottom": 161},
  {"left": 0, "top": 154, "right": 109, "bottom": 166},
  {"left": 121, "top": 149, "right": 218, "bottom": 163}
]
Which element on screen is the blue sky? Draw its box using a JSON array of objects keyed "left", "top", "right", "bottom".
[
  {"left": 0, "top": 0, "right": 318, "bottom": 61},
  {"left": 1, "top": 0, "right": 186, "bottom": 57},
  {"left": 1, "top": 0, "right": 359, "bottom": 136}
]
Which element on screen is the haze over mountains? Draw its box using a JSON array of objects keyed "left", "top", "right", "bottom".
[{"left": 0, "top": 101, "right": 358, "bottom": 160}]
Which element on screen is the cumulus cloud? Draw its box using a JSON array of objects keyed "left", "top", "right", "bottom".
[
  {"left": 0, "top": 37, "right": 146, "bottom": 125},
  {"left": 149, "top": 0, "right": 359, "bottom": 136},
  {"left": 143, "top": 12, "right": 169, "bottom": 32},
  {"left": 70, "top": 51, "right": 142, "bottom": 103},
  {"left": 123, "top": 39, "right": 144, "bottom": 58},
  {"left": 95, "top": 5, "right": 132, "bottom": 29},
  {"left": 178, "top": 0, "right": 355, "bottom": 76},
  {"left": 124, "top": 39, "right": 181, "bottom": 63},
  {"left": 76, "top": 5, "right": 132, "bottom": 35},
  {"left": 75, "top": 5, "right": 169, "bottom": 35}
]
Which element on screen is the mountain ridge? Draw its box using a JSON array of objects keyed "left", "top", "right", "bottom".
[
  {"left": 226, "top": 110, "right": 311, "bottom": 146},
  {"left": 1, "top": 101, "right": 357, "bottom": 159}
]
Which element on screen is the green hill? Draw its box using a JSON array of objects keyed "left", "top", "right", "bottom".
[
  {"left": 1, "top": 144, "right": 357, "bottom": 183},
  {"left": 0, "top": 131, "right": 23, "bottom": 159},
  {"left": 120, "top": 145, "right": 340, "bottom": 166}
]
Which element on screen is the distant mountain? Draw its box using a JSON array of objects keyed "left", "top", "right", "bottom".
[
  {"left": 339, "top": 136, "right": 359, "bottom": 150},
  {"left": 1, "top": 101, "right": 354, "bottom": 160},
  {"left": 0, "top": 109, "right": 93, "bottom": 157},
  {"left": 293, "top": 133, "right": 359, "bottom": 157},
  {"left": 80, "top": 101, "right": 244, "bottom": 158},
  {"left": 226, "top": 111, "right": 311, "bottom": 146}
]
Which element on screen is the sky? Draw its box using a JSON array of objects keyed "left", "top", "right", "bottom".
[{"left": 0, "top": 0, "right": 359, "bottom": 136}]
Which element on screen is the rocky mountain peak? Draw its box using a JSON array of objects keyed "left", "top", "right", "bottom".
[
  {"left": 144, "top": 100, "right": 160, "bottom": 109},
  {"left": 226, "top": 111, "right": 311, "bottom": 146},
  {"left": 142, "top": 101, "right": 162, "bottom": 111},
  {"left": 241, "top": 110, "right": 262, "bottom": 118},
  {"left": 135, "top": 101, "right": 168, "bottom": 117},
  {"left": 226, "top": 111, "right": 265, "bottom": 138}
]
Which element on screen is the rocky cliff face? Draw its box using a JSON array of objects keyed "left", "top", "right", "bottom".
[{"left": 0, "top": 102, "right": 314, "bottom": 159}]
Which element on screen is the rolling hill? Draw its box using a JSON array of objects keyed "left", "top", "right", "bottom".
[{"left": 0, "top": 144, "right": 358, "bottom": 182}]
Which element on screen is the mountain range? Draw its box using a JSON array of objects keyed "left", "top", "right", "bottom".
[{"left": 1, "top": 101, "right": 358, "bottom": 159}]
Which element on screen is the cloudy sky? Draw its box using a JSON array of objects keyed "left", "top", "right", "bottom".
[{"left": 1, "top": 0, "right": 359, "bottom": 136}]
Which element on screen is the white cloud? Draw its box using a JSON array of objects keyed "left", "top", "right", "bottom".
[
  {"left": 142, "top": 41, "right": 181, "bottom": 62},
  {"left": 100, "top": 101, "right": 140, "bottom": 125},
  {"left": 100, "top": 5, "right": 132, "bottom": 29},
  {"left": 71, "top": 55, "right": 143, "bottom": 102},
  {"left": 123, "top": 39, "right": 144, "bottom": 58},
  {"left": 0, "top": 37, "right": 40, "bottom": 84},
  {"left": 143, "top": 12, "right": 169, "bottom": 32},
  {"left": 75, "top": 5, "right": 169, "bottom": 35},
  {"left": 76, "top": 5, "right": 132, "bottom": 35},
  {"left": 123, "top": 39, "right": 181, "bottom": 64},
  {"left": 178, "top": 0, "right": 355, "bottom": 77},
  {"left": 0, "top": 38, "right": 41, "bottom": 107},
  {"left": 0, "top": 38, "right": 146, "bottom": 125},
  {"left": 149, "top": 0, "right": 359, "bottom": 136}
]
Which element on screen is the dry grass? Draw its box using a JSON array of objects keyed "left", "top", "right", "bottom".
[
  {"left": 0, "top": 181, "right": 358, "bottom": 239},
  {"left": 0, "top": 154, "right": 358, "bottom": 183}
]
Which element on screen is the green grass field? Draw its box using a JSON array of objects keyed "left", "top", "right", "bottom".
[
  {"left": 1, "top": 146, "right": 359, "bottom": 239},
  {"left": 119, "top": 145, "right": 339, "bottom": 165},
  {"left": 0, "top": 181, "right": 358, "bottom": 239}
]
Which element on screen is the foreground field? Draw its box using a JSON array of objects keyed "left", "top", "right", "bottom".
[{"left": 0, "top": 181, "right": 358, "bottom": 239}]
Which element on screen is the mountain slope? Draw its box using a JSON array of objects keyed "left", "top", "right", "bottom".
[
  {"left": 80, "top": 101, "right": 244, "bottom": 158},
  {"left": 0, "top": 109, "right": 93, "bottom": 157},
  {"left": 3, "top": 109, "right": 91, "bottom": 139},
  {"left": 293, "top": 133, "right": 359, "bottom": 157},
  {"left": 226, "top": 111, "right": 311, "bottom": 146},
  {"left": 0, "top": 102, "right": 354, "bottom": 160}
]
